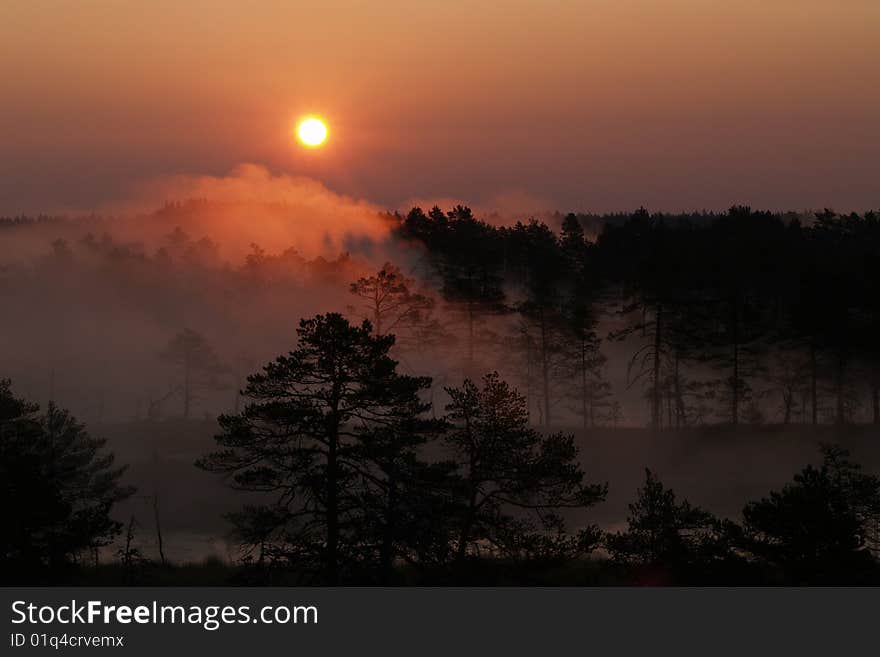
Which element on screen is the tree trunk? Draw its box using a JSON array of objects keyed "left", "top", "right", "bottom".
[
  {"left": 467, "top": 299, "right": 475, "bottom": 375},
  {"left": 152, "top": 447, "right": 166, "bottom": 566},
  {"left": 540, "top": 311, "right": 551, "bottom": 427},
  {"left": 380, "top": 479, "right": 397, "bottom": 583},
  {"left": 872, "top": 379, "right": 880, "bottom": 425},
  {"left": 183, "top": 353, "right": 191, "bottom": 419},
  {"left": 325, "top": 413, "right": 339, "bottom": 585},
  {"left": 731, "top": 301, "right": 739, "bottom": 427},
  {"left": 457, "top": 492, "right": 476, "bottom": 564},
  {"left": 581, "top": 340, "right": 588, "bottom": 431},
  {"left": 673, "top": 353, "right": 686, "bottom": 429},
  {"left": 652, "top": 305, "right": 662, "bottom": 432},
  {"left": 525, "top": 334, "right": 533, "bottom": 422},
  {"left": 457, "top": 512, "right": 473, "bottom": 564},
  {"left": 374, "top": 288, "right": 382, "bottom": 336},
  {"left": 835, "top": 350, "right": 846, "bottom": 425},
  {"left": 810, "top": 341, "right": 818, "bottom": 426},
  {"left": 457, "top": 445, "right": 478, "bottom": 565},
  {"left": 122, "top": 516, "right": 136, "bottom": 585},
  {"left": 153, "top": 493, "right": 166, "bottom": 566},
  {"left": 233, "top": 357, "right": 247, "bottom": 414}
]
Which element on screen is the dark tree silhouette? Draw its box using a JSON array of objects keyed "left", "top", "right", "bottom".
[
  {"left": 605, "top": 469, "right": 732, "bottom": 584},
  {"left": 159, "top": 328, "right": 223, "bottom": 419},
  {"left": 398, "top": 203, "right": 880, "bottom": 430},
  {"left": 601, "top": 208, "right": 689, "bottom": 431},
  {"left": 443, "top": 372, "right": 606, "bottom": 565},
  {"left": 354, "top": 418, "right": 454, "bottom": 582},
  {"left": 507, "top": 220, "right": 570, "bottom": 426},
  {"left": 700, "top": 206, "right": 786, "bottom": 425},
  {"left": 0, "top": 379, "right": 134, "bottom": 583},
  {"left": 741, "top": 444, "right": 880, "bottom": 583},
  {"left": 405, "top": 206, "right": 507, "bottom": 375},
  {"left": 564, "top": 265, "right": 609, "bottom": 429},
  {"left": 559, "top": 213, "right": 589, "bottom": 274},
  {"left": 197, "top": 313, "right": 438, "bottom": 584},
  {"left": 349, "top": 262, "right": 434, "bottom": 338}
]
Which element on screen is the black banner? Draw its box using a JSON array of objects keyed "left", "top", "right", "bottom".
[{"left": 2, "top": 587, "right": 876, "bottom": 655}]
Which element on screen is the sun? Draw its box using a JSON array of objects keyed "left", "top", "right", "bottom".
[{"left": 297, "top": 117, "right": 328, "bottom": 148}]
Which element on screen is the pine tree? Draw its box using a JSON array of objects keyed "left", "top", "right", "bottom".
[
  {"left": 443, "top": 372, "right": 606, "bottom": 565},
  {"left": 197, "top": 313, "right": 439, "bottom": 583},
  {"left": 159, "top": 328, "right": 224, "bottom": 419},
  {"left": 348, "top": 262, "right": 434, "bottom": 338},
  {"left": 0, "top": 380, "right": 134, "bottom": 582},
  {"left": 742, "top": 445, "right": 880, "bottom": 582},
  {"left": 605, "top": 469, "right": 729, "bottom": 581}
]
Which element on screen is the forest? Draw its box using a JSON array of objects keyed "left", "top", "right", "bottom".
[{"left": 1, "top": 203, "right": 879, "bottom": 585}]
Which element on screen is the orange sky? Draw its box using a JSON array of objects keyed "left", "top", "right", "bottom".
[{"left": 1, "top": 0, "right": 878, "bottom": 214}]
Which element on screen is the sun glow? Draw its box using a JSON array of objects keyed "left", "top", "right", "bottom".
[{"left": 296, "top": 117, "right": 328, "bottom": 148}]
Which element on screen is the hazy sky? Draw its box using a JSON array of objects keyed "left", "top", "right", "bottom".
[{"left": 1, "top": 0, "right": 878, "bottom": 215}]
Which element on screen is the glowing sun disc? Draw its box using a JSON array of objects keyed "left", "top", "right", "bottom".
[{"left": 297, "top": 117, "right": 328, "bottom": 147}]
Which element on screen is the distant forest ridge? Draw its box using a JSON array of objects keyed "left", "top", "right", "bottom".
[
  {"left": 0, "top": 201, "right": 871, "bottom": 234},
  {"left": 1, "top": 202, "right": 879, "bottom": 429}
]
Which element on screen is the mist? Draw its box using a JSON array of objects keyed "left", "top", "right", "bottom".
[
  {"left": 0, "top": 165, "right": 617, "bottom": 426},
  {"left": 1, "top": 171, "right": 393, "bottom": 421},
  {"left": 3, "top": 182, "right": 880, "bottom": 570}
]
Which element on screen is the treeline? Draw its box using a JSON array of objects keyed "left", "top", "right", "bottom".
[
  {"left": 395, "top": 205, "right": 880, "bottom": 428},
  {"left": 4, "top": 203, "right": 878, "bottom": 428},
  {"left": 4, "top": 314, "right": 880, "bottom": 585},
  {"left": 0, "top": 214, "right": 69, "bottom": 228},
  {"left": 196, "top": 312, "right": 880, "bottom": 585}
]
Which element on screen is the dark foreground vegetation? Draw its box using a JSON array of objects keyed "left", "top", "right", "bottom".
[
  {"left": 2, "top": 317, "right": 879, "bottom": 586},
  {"left": 2, "top": 205, "right": 880, "bottom": 585}
]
